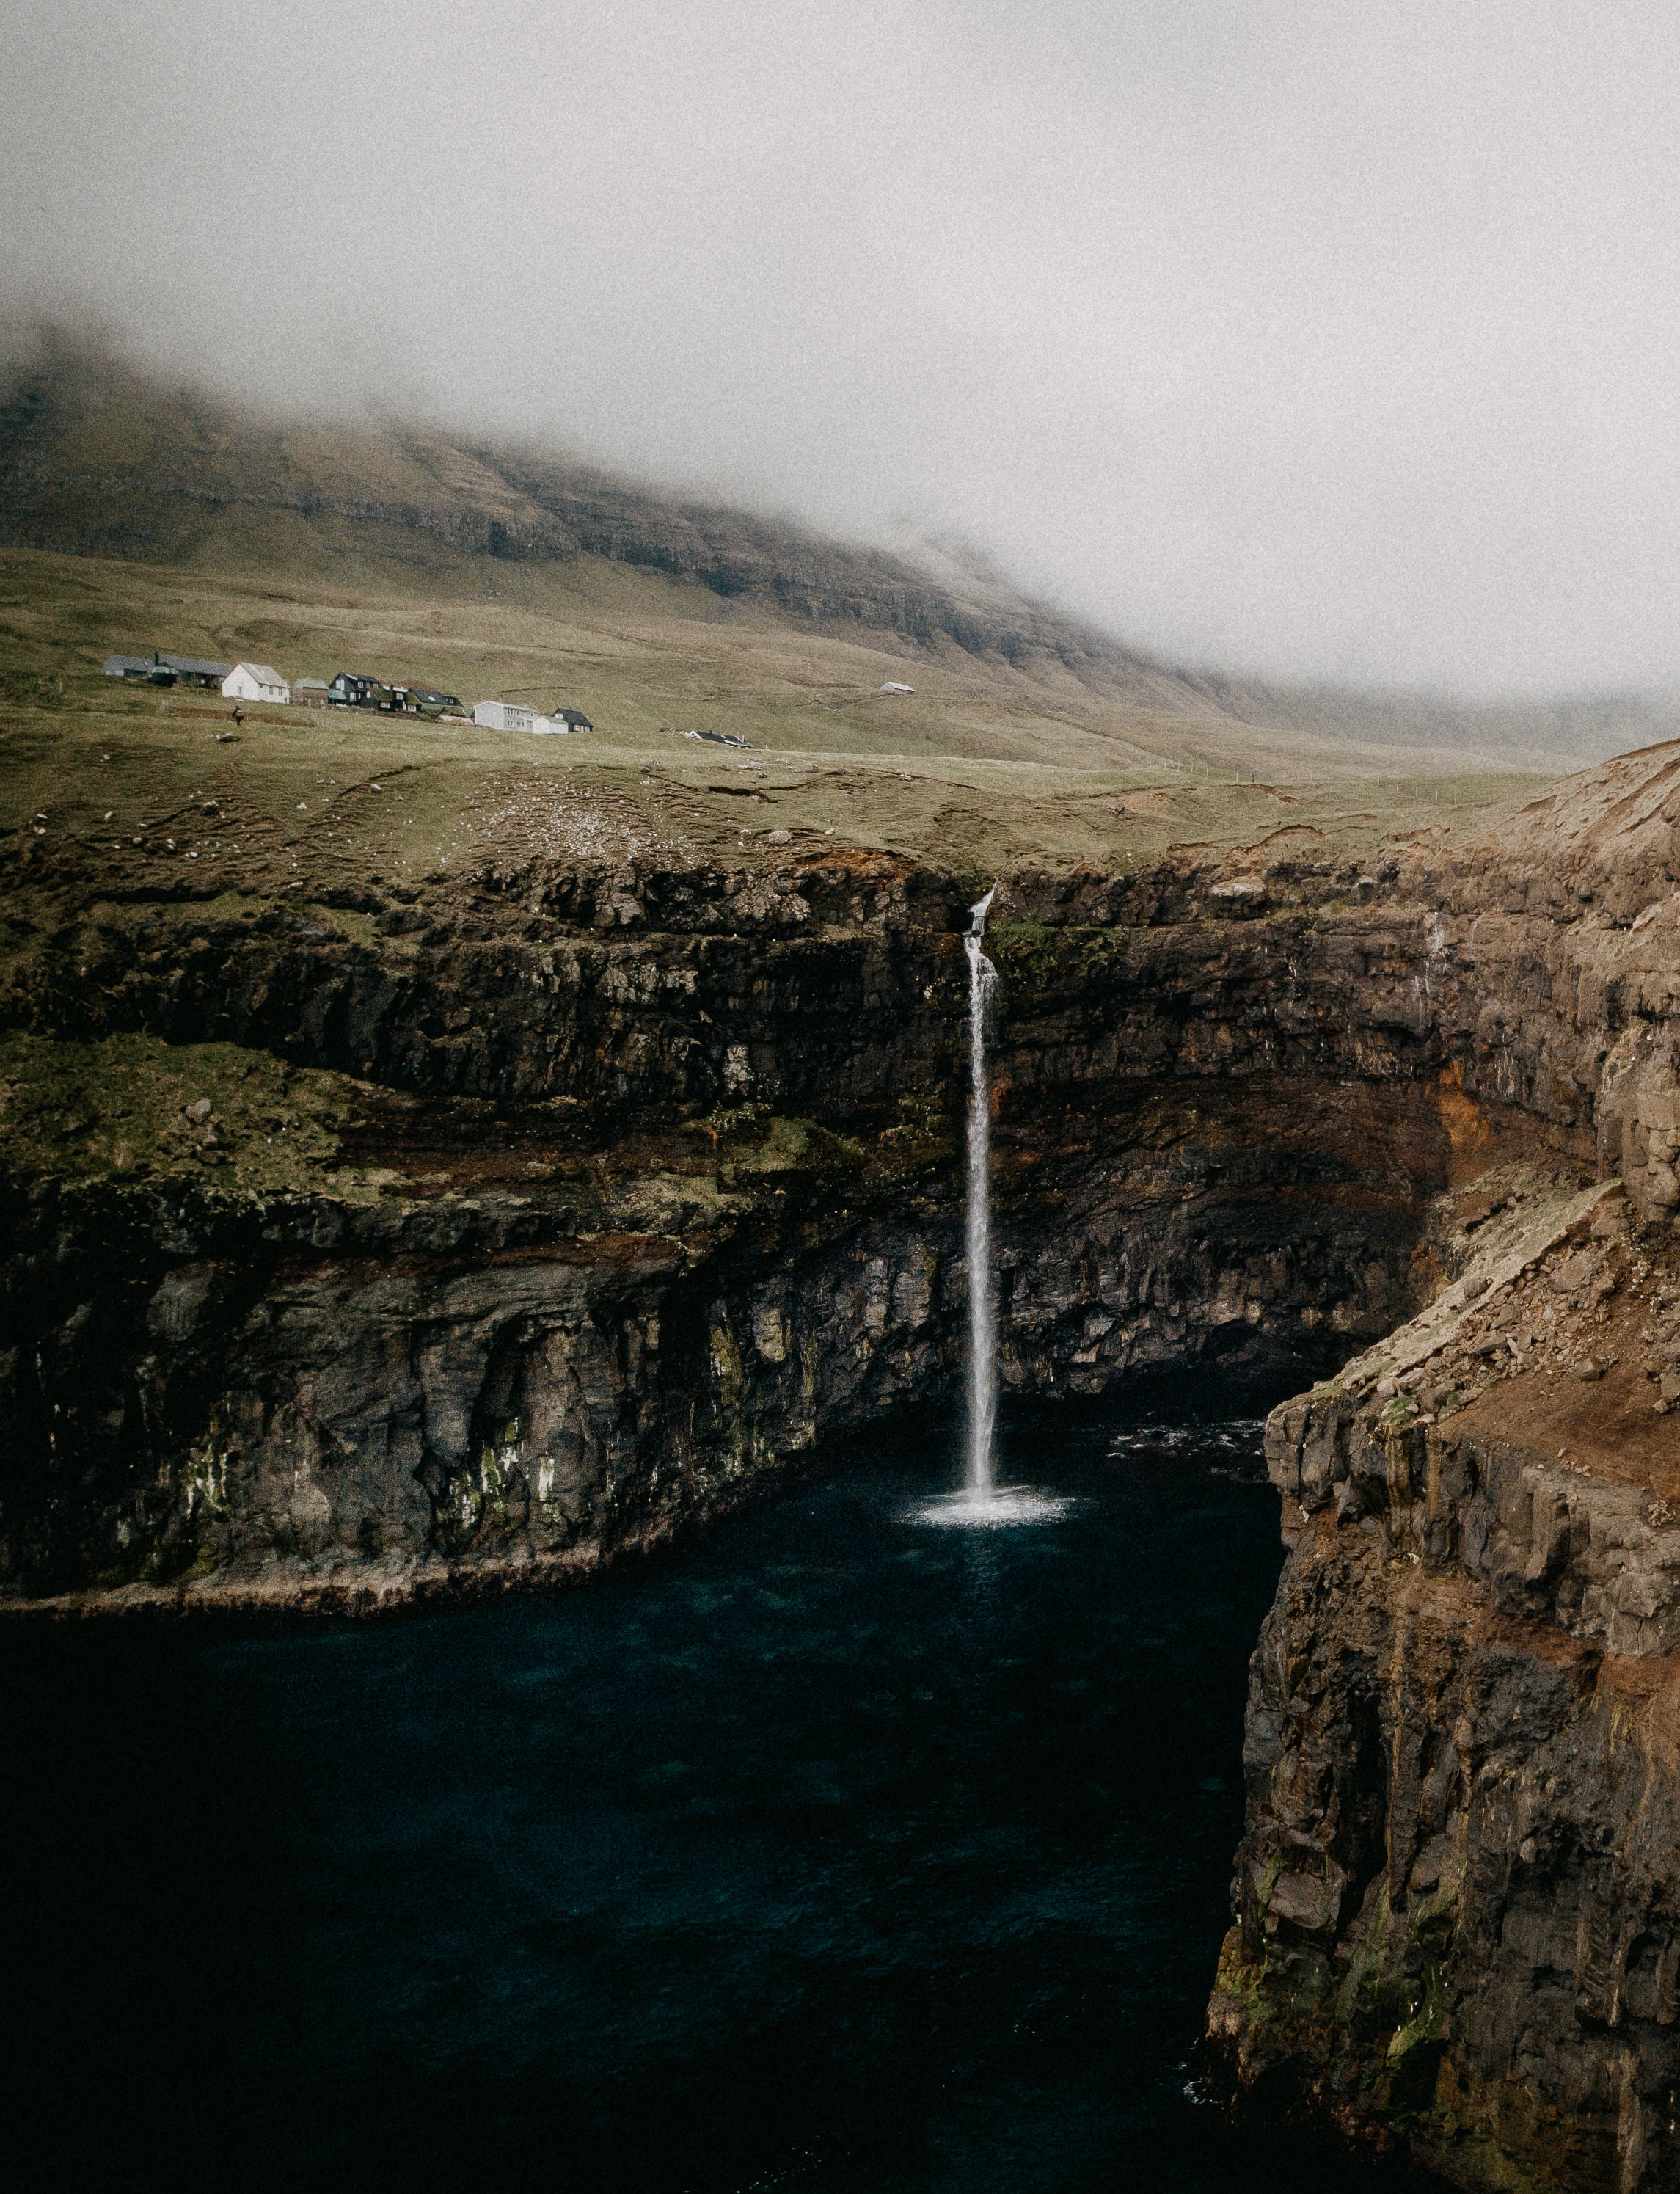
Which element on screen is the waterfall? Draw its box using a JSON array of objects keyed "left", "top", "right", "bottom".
[
  {"left": 908, "top": 886, "right": 1073, "bottom": 1526},
  {"left": 964, "top": 886, "right": 998, "bottom": 1493}
]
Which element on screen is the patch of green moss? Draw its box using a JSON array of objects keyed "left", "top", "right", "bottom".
[
  {"left": 731, "top": 1114, "right": 813, "bottom": 1170},
  {"left": 1334, "top": 1884, "right": 1393, "bottom": 2030},
  {"left": 989, "top": 919, "right": 1129, "bottom": 999},
  {"left": 1252, "top": 1847, "right": 1286, "bottom": 1925},
  {"left": 1211, "top": 1926, "right": 1271, "bottom": 2029},
  {"left": 709, "top": 1321, "right": 745, "bottom": 1409},
  {"left": 0, "top": 1029, "right": 356, "bottom": 1193},
  {"left": 293, "top": 900, "right": 379, "bottom": 946},
  {"left": 1387, "top": 1950, "right": 1448, "bottom": 2064},
  {"left": 1417, "top": 2118, "right": 1559, "bottom": 2194}
]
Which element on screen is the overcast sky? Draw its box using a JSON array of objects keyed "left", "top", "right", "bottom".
[{"left": 4, "top": 0, "right": 1678, "bottom": 696}]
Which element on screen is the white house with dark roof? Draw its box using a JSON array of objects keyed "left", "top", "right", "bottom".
[{"left": 222, "top": 663, "right": 290, "bottom": 704}]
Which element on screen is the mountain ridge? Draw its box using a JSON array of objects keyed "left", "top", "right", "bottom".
[{"left": 1, "top": 326, "right": 1670, "bottom": 770}]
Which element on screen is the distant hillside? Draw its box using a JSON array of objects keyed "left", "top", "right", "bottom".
[
  {"left": 0, "top": 329, "right": 1185, "bottom": 696},
  {"left": 1, "top": 327, "right": 1668, "bottom": 770},
  {"left": 1177, "top": 671, "right": 1680, "bottom": 767}
]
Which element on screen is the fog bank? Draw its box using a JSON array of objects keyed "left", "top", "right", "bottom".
[{"left": 4, "top": 0, "right": 1677, "bottom": 696}]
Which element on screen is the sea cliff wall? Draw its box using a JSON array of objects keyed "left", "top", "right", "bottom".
[
  {"left": 1199, "top": 744, "right": 1680, "bottom": 2191},
  {"left": 2, "top": 823, "right": 1468, "bottom": 1608},
  {"left": 14, "top": 735, "right": 1680, "bottom": 2187},
  {"left": 1206, "top": 1176, "right": 1680, "bottom": 2192},
  {"left": 12, "top": 746, "right": 1680, "bottom": 1614}
]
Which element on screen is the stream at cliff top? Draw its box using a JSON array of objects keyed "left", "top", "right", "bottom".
[{"left": 4, "top": 1393, "right": 1449, "bottom": 2194}]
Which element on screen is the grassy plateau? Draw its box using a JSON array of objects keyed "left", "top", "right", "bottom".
[{"left": 1, "top": 543, "right": 1555, "bottom": 892}]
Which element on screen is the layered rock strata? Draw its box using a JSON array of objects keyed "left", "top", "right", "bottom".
[
  {"left": 14, "top": 729, "right": 1680, "bottom": 2187},
  {"left": 2, "top": 828, "right": 1471, "bottom": 1608},
  {"left": 1192, "top": 745, "right": 1680, "bottom": 2191},
  {"left": 12, "top": 741, "right": 1680, "bottom": 1622},
  {"left": 1208, "top": 1174, "right": 1680, "bottom": 2190}
]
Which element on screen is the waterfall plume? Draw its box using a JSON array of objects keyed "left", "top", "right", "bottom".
[{"left": 964, "top": 887, "right": 998, "bottom": 1493}]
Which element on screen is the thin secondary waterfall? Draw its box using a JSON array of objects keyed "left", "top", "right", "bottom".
[{"left": 964, "top": 886, "right": 999, "bottom": 1493}]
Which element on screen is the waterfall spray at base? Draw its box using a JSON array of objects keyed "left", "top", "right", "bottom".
[{"left": 964, "top": 887, "right": 999, "bottom": 1493}]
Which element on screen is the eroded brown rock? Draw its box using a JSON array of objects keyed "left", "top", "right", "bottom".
[{"left": 1209, "top": 1173, "right": 1680, "bottom": 2189}]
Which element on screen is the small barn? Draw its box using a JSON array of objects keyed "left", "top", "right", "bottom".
[
  {"left": 103, "top": 654, "right": 156, "bottom": 681},
  {"left": 157, "top": 653, "right": 233, "bottom": 690},
  {"left": 222, "top": 663, "right": 290, "bottom": 704},
  {"left": 293, "top": 679, "right": 331, "bottom": 708}
]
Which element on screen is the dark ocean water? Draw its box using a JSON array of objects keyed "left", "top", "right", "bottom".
[{"left": 4, "top": 1394, "right": 1447, "bottom": 2194}]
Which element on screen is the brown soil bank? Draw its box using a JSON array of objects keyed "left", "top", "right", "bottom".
[{"left": 10, "top": 718, "right": 1680, "bottom": 2187}]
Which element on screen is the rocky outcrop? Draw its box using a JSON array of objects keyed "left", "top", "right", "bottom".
[
  {"left": 1207, "top": 1170, "right": 1680, "bottom": 2190},
  {"left": 3, "top": 1169, "right": 965, "bottom": 1610},
  {"left": 1188, "top": 745, "right": 1680, "bottom": 2189}
]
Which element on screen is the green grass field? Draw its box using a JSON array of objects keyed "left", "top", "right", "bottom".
[{"left": 0, "top": 543, "right": 1557, "bottom": 887}]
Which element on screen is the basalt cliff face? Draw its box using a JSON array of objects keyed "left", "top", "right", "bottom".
[
  {"left": 4, "top": 814, "right": 1471, "bottom": 1609},
  {"left": 1201, "top": 747, "right": 1680, "bottom": 2192},
  {"left": 11, "top": 737, "right": 1680, "bottom": 2187},
  {"left": 1206, "top": 1175, "right": 1680, "bottom": 2194}
]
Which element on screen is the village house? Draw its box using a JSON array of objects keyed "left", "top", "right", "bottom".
[
  {"left": 156, "top": 652, "right": 233, "bottom": 690},
  {"left": 222, "top": 663, "right": 289, "bottom": 704},
  {"left": 327, "top": 672, "right": 390, "bottom": 708},
  {"left": 472, "top": 699, "right": 538, "bottom": 732},
  {"left": 398, "top": 684, "right": 463, "bottom": 715},
  {"left": 473, "top": 699, "right": 594, "bottom": 734},
  {"left": 102, "top": 654, "right": 159, "bottom": 681}
]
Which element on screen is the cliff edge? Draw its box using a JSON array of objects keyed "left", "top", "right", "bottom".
[{"left": 1196, "top": 740, "right": 1680, "bottom": 2192}]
